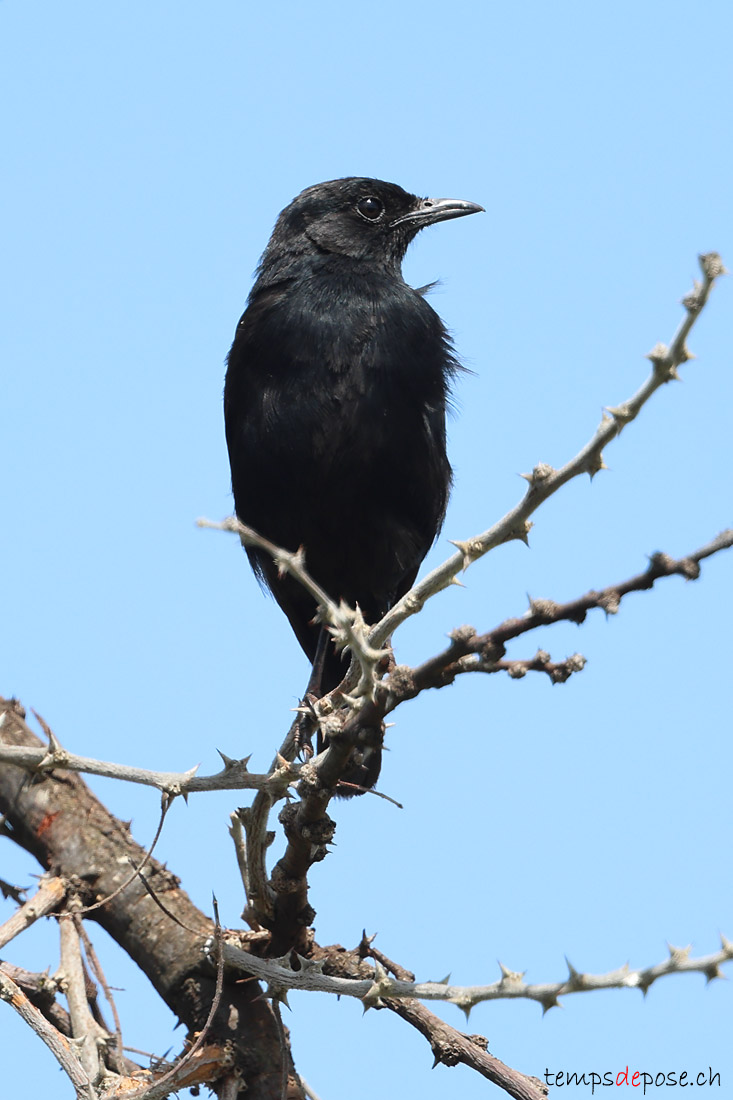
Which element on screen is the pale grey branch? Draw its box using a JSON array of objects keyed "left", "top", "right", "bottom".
[
  {"left": 218, "top": 937, "right": 733, "bottom": 1015},
  {"left": 370, "top": 252, "right": 726, "bottom": 648},
  {"left": 59, "top": 911, "right": 104, "bottom": 1083}
]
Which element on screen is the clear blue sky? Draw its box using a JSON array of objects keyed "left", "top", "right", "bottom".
[{"left": 2, "top": 2, "right": 732, "bottom": 1096}]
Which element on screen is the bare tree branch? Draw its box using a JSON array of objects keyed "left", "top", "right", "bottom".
[
  {"left": 383, "top": 998, "right": 548, "bottom": 1100},
  {"left": 217, "top": 935, "right": 733, "bottom": 1012},
  {"left": 383, "top": 529, "right": 733, "bottom": 704},
  {"left": 0, "top": 967, "right": 96, "bottom": 1099},
  {"left": 0, "top": 874, "right": 66, "bottom": 949},
  {"left": 1, "top": 253, "right": 729, "bottom": 1099},
  {"left": 0, "top": 732, "right": 286, "bottom": 796},
  {"left": 59, "top": 908, "right": 105, "bottom": 1083},
  {"left": 0, "top": 697, "right": 300, "bottom": 1100},
  {"left": 369, "top": 253, "right": 726, "bottom": 647}
]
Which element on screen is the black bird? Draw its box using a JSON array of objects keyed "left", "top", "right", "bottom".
[{"left": 224, "top": 177, "right": 482, "bottom": 786}]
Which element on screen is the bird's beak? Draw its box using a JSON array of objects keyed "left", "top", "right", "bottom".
[{"left": 391, "top": 196, "right": 484, "bottom": 229}]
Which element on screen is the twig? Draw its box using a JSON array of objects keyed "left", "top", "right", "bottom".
[
  {"left": 135, "top": 868, "right": 206, "bottom": 937},
  {"left": 299, "top": 1077, "right": 324, "bottom": 1100},
  {"left": 475, "top": 650, "right": 586, "bottom": 683},
  {"left": 5, "top": 700, "right": 289, "bottom": 795},
  {"left": 0, "top": 874, "right": 66, "bottom": 949},
  {"left": 59, "top": 910, "right": 104, "bottom": 1083},
  {"left": 76, "top": 918, "right": 126, "bottom": 1074},
  {"left": 370, "top": 252, "right": 727, "bottom": 649},
  {"left": 0, "top": 741, "right": 271, "bottom": 795},
  {"left": 122, "top": 897, "right": 228, "bottom": 1100},
  {"left": 0, "top": 961, "right": 71, "bottom": 1035},
  {"left": 384, "top": 997, "right": 547, "bottom": 1100},
  {"left": 229, "top": 810, "right": 252, "bottom": 914},
  {"left": 0, "top": 967, "right": 95, "bottom": 1099},
  {"left": 218, "top": 936, "right": 733, "bottom": 1010},
  {"left": 197, "top": 517, "right": 386, "bottom": 700},
  {"left": 0, "top": 877, "right": 26, "bottom": 904},
  {"left": 76, "top": 794, "right": 173, "bottom": 915},
  {"left": 384, "top": 530, "right": 733, "bottom": 706}
]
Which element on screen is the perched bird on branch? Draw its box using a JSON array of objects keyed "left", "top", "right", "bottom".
[{"left": 224, "top": 176, "right": 482, "bottom": 788}]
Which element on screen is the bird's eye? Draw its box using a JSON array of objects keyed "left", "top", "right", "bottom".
[{"left": 356, "top": 196, "right": 384, "bottom": 221}]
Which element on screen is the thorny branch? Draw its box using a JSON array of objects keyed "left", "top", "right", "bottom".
[
  {"left": 197, "top": 518, "right": 386, "bottom": 700},
  {"left": 0, "top": 697, "right": 297, "bottom": 1100},
  {"left": 238, "top": 524, "right": 733, "bottom": 954},
  {"left": 0, "top": 723, "right": 294, "bottom": 797},
  {"left": 381, "top": 529, "right": 733, "bottom": 704},
  {"left": 370, "top": 251, "right": 727, "bottom": 648},
  {"left": 1, "top": 254, "right": 730, "bottom": 1099},
  {"left": 217, "top": 935, "right": 733, "bottom": 1013},
  {"left": 59, "top": 908, "right": 105, "bottom": 1084}
]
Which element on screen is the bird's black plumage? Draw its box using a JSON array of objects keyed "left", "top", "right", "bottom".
[{"left": 224, "top": 177, "right": 482, "bottom": 785}]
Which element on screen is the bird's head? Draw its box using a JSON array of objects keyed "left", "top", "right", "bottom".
[{"left": 258, "top": 177, "right": 483, "bottom": 274}]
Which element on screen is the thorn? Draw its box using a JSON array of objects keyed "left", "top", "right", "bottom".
[
  {"left": 527, "top": 596, "right": 559, "bottom": 620},
  {"left": 498, "top": 961, "right": 525, "bottom": 984},
  {"left": 499, "top": 519, "right": 533, "bottom": 546},
  {"left": 449, "top": 538, "right": 480, "bottom": 570},
  {"left": 667, "top": 942, "right": 692, "bottom": 962},
  {"left": 646, "top": 342, "right": 678, "bottom": 380},
  {"left": 565, "top": 957, "right": 581, "bottom": 985},
  {"left": 294, "top": 954, "right": 326, "bottom": 974},
  {"left": 605, "top": 402, "right": 636, "bottom": 428},
  {"left": 681, "top": 283, "right": 703, "bottom": 313},
  {"left": 646, "top": 341, "right": 670, "bottom": 363},
  {"left": 598, "top": 591, "right": 620, "bottom": 616},
  {"left": 520, "top": 462, "right": 555, "bottom": 487},
  {"left": 698, "top": 252, "right": 727, "bottom": 280},
  {"left": 267, "top": 985, "right": 291, "bottom": 1009},
  {"left": 586, "top": 451, "right": 608, "bottom": 478},
  {"left": 566, "top": 654, "right": 587, "bottom": 673}
]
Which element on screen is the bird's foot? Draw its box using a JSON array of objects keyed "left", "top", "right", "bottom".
[{"left": 294, "top": 693, "right": 319, "bottom": 761}]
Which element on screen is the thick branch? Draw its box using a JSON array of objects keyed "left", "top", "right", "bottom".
[{"left": 0, "top": 697, "right": 302, "bottom": 1100}]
